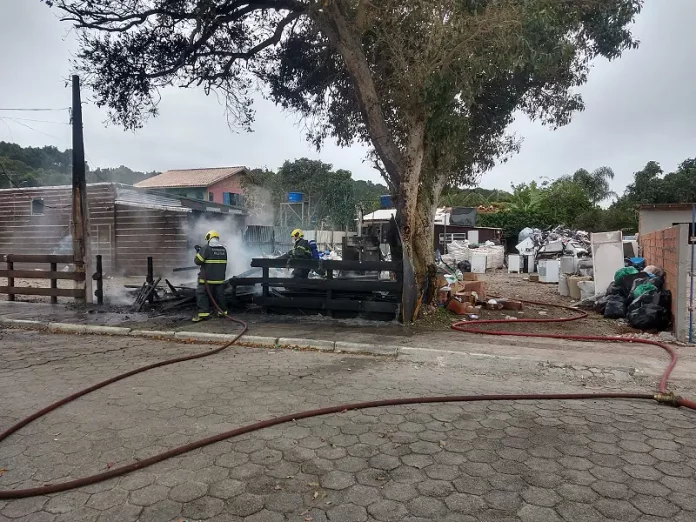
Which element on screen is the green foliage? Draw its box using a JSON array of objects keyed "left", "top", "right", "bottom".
[
  {"left": 0, "top": 141, "right": 157, "bottom": 189},
  {"left": 243, "top": 159, "right": 371, "bottom": 230}
]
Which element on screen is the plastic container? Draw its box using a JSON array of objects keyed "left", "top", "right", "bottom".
[
  {"left": 577, "top": 280, "right": 595, "bottom": 301},
  {"left": 568, "top": 275, "right": 592, "bottom": 300},
  {"left": 288, "top": 192, "right": 304, "bottom": 202},
  {"left": 559, "top": 273, "right": 570, "bottom": 297},
  {"left": 379, "top": 195, "right": 393, "bottom": 208}
]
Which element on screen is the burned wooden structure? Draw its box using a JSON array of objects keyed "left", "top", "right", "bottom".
[
  {"left": 0, "top": 183, "right": 246, "bottom": 276},
  {"left": 229, "top": 258, "right": 403, "bottom": 320}
]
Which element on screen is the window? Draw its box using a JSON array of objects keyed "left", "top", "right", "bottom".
[
  {"left": 223, "top": 192, "right": 245, "bottom": 207},
  {"left": 31, "top": 198, "right": 45, "bottom": 215},
  {"left": 674, "top": 222, "right": 695, "bottom": 244},
  {"left": 208, "top": 192, "right": 214, "bottom": 202}
]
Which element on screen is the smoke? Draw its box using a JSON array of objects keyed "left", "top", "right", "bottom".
[
  {"left": 244, "top": 185, "right": 276, "bottom": 226},
  {"left": 188, "top": 215, "right": 255, "bottom": 278}
]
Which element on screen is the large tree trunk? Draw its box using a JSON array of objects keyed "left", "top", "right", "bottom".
[{"left": 314, "top": 4, "right": 440, "bottom": 320}]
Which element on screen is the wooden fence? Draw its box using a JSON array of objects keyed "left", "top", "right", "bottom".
[
  {"left": 229, "top": 258, "right": 403, "bottom": 319},
  {"left": 0, "top": 254, "right": 86, "bottom": 303}
]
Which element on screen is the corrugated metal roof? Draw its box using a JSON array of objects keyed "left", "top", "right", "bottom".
[
  {"left": 134, "top": 167, "right": 246, "bottom": 188},
  {"left": 115, "top": 186, "right": 189, "bottom": 212},
  {"left": 361, "top": 209, "right": 397, "bottom": 221}
]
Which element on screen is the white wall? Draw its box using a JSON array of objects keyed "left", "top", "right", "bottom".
[{"left": 639, "top": 209, "right": 694, "bottom": 236}]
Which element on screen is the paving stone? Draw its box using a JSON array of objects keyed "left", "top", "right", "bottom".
[
  {"left": 367, "top": 499, "right": 409, "bottom": 521},
  {"left": 326, "top": 503, "right": 368, "bottom": 521},
  {"left": 321, "top": 470, "right": 356, "bottom": 490},
  {"left": 3, "top": 331, "right": 696, "bottom": 522},
  {"left": 225, "top": 493, "right": 264, "bottom": 517}
]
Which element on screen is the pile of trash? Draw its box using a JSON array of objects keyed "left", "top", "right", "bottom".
[
  {"left": 441, "top": 240, "right": 505, "bottom": 270},
  {"left": 595, "top": 265, "right": 672, "bottom": 331},
  {"left": 517, "top": 226, "right": 590, "bottom": 260}
]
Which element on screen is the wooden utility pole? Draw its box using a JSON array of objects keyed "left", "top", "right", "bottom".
[{"left": 71, "top": 75, "right": 92, "bottom": 304}]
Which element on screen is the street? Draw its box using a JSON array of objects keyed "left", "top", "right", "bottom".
[{"left": 1, "top": 328, "right": 695, "bottom": 522}]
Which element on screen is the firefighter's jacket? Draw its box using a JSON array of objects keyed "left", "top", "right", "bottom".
[
  {"left": 291, "top": 238, "right": 313, "bottom": 259},
  {"left": 194, "top": 239, "right": 227, "bottom": 285}
]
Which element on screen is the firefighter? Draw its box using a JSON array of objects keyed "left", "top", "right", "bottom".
[
  {"left": 288, "top": 229, "right": 312, "bottom": 279},
  {"left": 192, "top": 230, "right": 228, "bottom": 322}
]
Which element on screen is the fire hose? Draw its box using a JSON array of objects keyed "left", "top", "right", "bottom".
[{"left": 0, "top": 284, "right": 694, "bottom": 499}]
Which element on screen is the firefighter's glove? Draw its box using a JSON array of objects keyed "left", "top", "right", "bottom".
[{"left": 194, "top": 245, "right": 201, "bottom": 252}]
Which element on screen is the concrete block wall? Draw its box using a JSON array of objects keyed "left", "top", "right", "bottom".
[{"left": 640, "top": 225, "right": 690, "bottom": 341}]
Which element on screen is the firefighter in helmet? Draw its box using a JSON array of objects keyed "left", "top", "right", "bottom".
[
  {"left": 192, "top": 230, "right": 228, "bottom": 322},
  {"left": 287, "top": 228, "right": 313, "bottom": 278}
]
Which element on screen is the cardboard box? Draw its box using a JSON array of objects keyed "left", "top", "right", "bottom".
[{"left": 463, "top": 273, "right": 478, "bottom": 281}]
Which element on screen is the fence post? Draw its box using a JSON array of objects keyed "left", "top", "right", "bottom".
[
  {"left": 7, "top": 259, "right": 14, "bottom": 302},
  {"left": 94, "top": 255, "right": 103, "bottom": 305},
  {"left": 50, "top": 262, "right": 58, "bottom": 304},
  {"left": 147, "top": 256, "right": 154, "bottom": 304}
]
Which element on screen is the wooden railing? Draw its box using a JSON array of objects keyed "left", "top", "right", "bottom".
[
  {"left": 229, "top": 258, "right": 403, "bottom": 318},
  {"left": 0, "top": 254, "right": 86, "bottom": 303}
]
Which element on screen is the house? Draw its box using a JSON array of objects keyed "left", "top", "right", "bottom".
[
  {"left": 638, "top": 203, "right": 695, "bottom": 237},
  {"left": 135, "top": 166, "right": 248, "bottom": 206},
  {"left": 360, "top": 208, "right": 503, "bottom": 251},
  {"left": 0, "top": 183, "right": 246, "bottom": 276}
]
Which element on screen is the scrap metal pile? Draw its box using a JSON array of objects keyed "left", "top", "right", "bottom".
[{"left": 517, "top": 226, "right": 591, "bottom": 260}]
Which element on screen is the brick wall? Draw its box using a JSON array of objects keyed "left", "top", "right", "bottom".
[{"left": 640, "top": 226, "right": 687, "bottom": 339}]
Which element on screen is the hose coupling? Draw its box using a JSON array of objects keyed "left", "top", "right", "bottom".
[{"left": 654, "top": 392, "right": 681, "bottom": 407}]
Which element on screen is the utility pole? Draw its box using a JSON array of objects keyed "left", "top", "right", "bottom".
[{"left": 71, "top": 75, "right": 92, "bottom": 304}]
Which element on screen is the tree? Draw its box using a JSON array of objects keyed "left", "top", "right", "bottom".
[
  {"left": 571, "top": 166, "right": 617, "bottom": 205},
  {"left": 51, "top": 0, "right": 643, "bottom": 299}
]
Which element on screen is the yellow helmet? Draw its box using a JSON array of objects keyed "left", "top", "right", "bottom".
[
  {"left": 291, "top": 229, "right": 304, "bottom": 239},
  {"left": 205, "top": 230, "right": 220, "bottom": 242}
]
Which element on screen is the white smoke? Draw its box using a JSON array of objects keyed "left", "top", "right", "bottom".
[{"left": 188, "top": 215, "right": 255, "bottom": 278}]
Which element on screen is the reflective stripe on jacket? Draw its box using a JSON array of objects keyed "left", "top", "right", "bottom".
[
  {"left": 291, "top": 238, "right": 313, "bottom": 259},
  {"left": 194, "top": 243, "right": 227, "bottom": 284}
]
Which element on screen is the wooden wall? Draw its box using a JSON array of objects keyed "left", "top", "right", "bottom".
[
  {"left": 114, "top": 205, "right": 190, "bottom": 275},
  {"left": 0, "top": 184, "right": 116, "bottom": 270}
]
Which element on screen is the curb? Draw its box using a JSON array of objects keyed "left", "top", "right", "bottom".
[
  {"left": 336, "top": 341, "right": 398, "bottom": 356},
  {"left": 278, "top": 337, "right": 335, "bottom": 352},
  {"left": 0, "top": 318, "right": 398, "bottom": 358}
]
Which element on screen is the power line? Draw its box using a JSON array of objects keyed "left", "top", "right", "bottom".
[
  {"left": 3, "top": 116, "right": 70, "bottom": 125},
  {"left": 0, "top": 117, "right": 64, "bottom": 140},
  {"left": 0, "top": 166, "right": 72, "bottom": 210},
  {"left": 0, "top": 107, "right": 70, "bottom": 112}
]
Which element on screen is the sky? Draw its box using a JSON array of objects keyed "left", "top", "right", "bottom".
[{"left": 0, "top": 0, "right": 695, "bottom": 196}]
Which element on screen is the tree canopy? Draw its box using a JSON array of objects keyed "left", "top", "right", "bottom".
[{"left": 49, "top": 0, "right": 644, "bottom": 294}]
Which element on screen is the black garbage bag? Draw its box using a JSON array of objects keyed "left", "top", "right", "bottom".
[
  {"left": 605, "top": 282, "right": 624, "bottom": 297},
  {"left": 627, "top": 304, "right": 671, "bottom": 331},
  {"left": 628, "top": 290, "right": 660, "bottom": 314},
  {"left": 604, "top": 295, "right": 627, "bottom": 319},
  {"left": 457, "top": 260, "right": 472, "bottom": 273},
  {"left": 659, "top": 289, "right": 672, "bottom": 310},
  {"left": 594, "top": 295, "right": 609, "bottom": 315},
  {"left": 623, "top": 272, "right": 648, "bottom": 297}
]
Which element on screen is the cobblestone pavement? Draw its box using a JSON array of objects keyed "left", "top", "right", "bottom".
[{"left": 1, "top": 328, "right": 696, "bottom": 522}]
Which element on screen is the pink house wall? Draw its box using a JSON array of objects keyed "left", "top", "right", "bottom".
[{"left": 207, "top": 174, "right": 244, "bottom": 203}]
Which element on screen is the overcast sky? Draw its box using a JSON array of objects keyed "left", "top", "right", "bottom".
[{"left": 1, "top": 0, "right": 695, "bottom": 195}]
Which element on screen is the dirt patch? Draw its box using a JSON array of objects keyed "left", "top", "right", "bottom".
[{"left": 419, "top": 271, "right": 636, "bottom": 338}]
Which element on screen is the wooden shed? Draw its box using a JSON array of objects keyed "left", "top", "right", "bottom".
[{"left": 0, "top": 183, "right": 246, "bottom": 276}]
